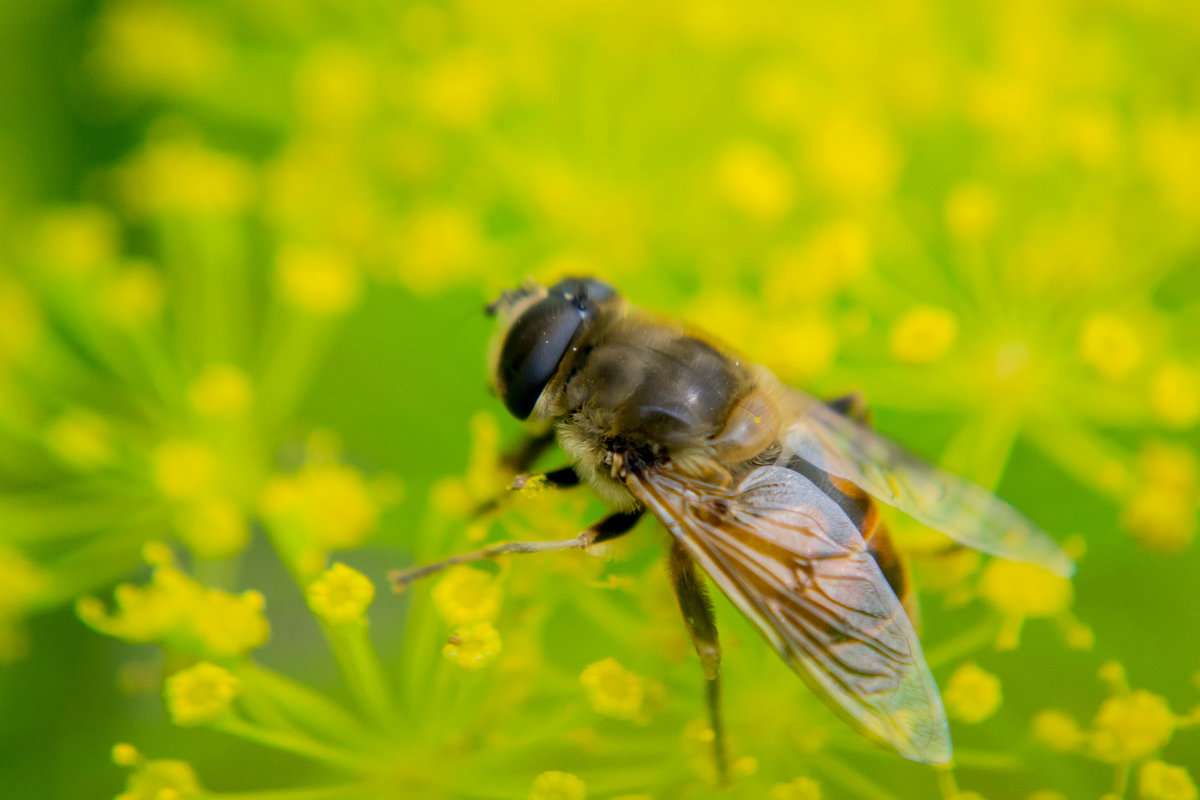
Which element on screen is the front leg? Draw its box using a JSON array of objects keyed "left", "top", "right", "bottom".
[
  {"left": 391, "top": 508, "right": 643, "bottom": 591},
  {"left": 668, "top": 540, "right": 729, "bottom": 785}
]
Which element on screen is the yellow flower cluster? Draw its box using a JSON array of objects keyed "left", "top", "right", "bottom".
[
  {"left": 1121, "top": 442, "right": 1199, "bottom": 553},
  {"left": 164, "top": 661, "right": 240, "bottom": 726},
  {"left": 113, "top": 748, "right": 202, "bottom": 800},
  {"left": 978, "top": 560, "right": 1080, "bottom": 650},
  {"left": 77, "top": 544, "right": 268, "bottom": 656},
  {"left": 1139, "top": 760, "right": 1198, "bottom": 800},
  {"left": 260, "top": 461, "right": 383, "bottom": 558}
]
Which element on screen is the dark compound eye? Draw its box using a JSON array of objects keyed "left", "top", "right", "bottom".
[{"left": 495, "top": 278, "right": 619, "bottom": 420}]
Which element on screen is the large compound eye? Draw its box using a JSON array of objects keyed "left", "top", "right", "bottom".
[
  {"left": 496, "top": 295, "right": 586, "bottom": 420},
  {"left": 549, "top": 277, "right": 617, "bottom": 307}
]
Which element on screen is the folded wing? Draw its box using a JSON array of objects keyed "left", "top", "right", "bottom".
[
  {"left": 779, "top": 386, "right": 1074, "bottom": 577},
  {"left": 627, "top": 462, "right": 951, "bottom": 764}
]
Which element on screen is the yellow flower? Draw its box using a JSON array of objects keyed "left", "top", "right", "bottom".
[
  {"left": 1089, "top": 690, "right": 1176, "bottom": 762},
  {"left": 164, "top": 662, "right": 240, "bottom": 726},
  {"left": 889, "top": 305, "right": 959, "bottom": 364},
  {"left": 392, "top": 206, "right": 485, "bottom": 295},
  {"left": 190, "top": 589, "right": 269, "bottom": 656},
  {"left": 0, "top": 277, "right": 42, "bottom": 364},
  {"left": 443, "top": 622, "right": 502, "bottom": 672},
  {"left": 1031, "top": 709, "right": 1082, "bottom": 752},
  {"left": 35, "top": 205, "right": 119, "bottom": 276},
  {"left": 804, "top": 113, "right": 900, "bottom": 203},
  {"left": 716, "top": 141, "right": 794, "bottom": 222},
  {"left": 295, "top": 44, "right": 376, "bottom": 130},
  {"left": 307, "top": 563, "right": 375, "bottom": 625},
  {"left": 260, "top": 462, "right": 380, "bottom": 551},
  {"left": 1122, "top": 486, "right": 1196, "bottom": 553},
  {"left": 529, "top": 771, "right": 586, "bottom": 800},
  {"left": 117, "top": 135, "right": 254, "bottom": 216},
  {"left": 1151, "top": 363, "right": 1200, "bottom": 428},
  {"left": 44, "top": 410, "right": 115, "bottom": 470},
  {"left": 187, "top": 365, "right": 253, "bottom": 418},
  {"left": 945, "top": 183, "right": 999, "bottom": 242},
  {"left": 943, "top": 662, "right": 1003, "bottom": 724},
  {"left": 1027, "top": 792, "right": 1068, "bottom": 800},
  {"left": 92, "top": 0, "right": 225, "bottom": 95},
  {"left": 769, "top": 777, "right": 821, "bottom": 800},
  {"left": 0, "top": 547, "right": 46, "bottom": 621},
  {"left": 1140, "top": 760, "right": 1198, "bottom": 800},
  {"left": 97, "top": 262, "right": 166, "bottom": 329},
  {"left": 979, "top": 560, "right": 1072, "bottom": 619},
  {"left": 152, "top": 440, "right": 218, "bottom": 500},
  {"left": 115, "top": 758, "right": 202, "bottom": 800},
  {"left": 420, "top": 49, "right": 498, "bottom": 129},
  {"left": 111, "top": 743, "right": 141, "bottom": 767},
  {"left": 431, "top": 567, "right": 502, "bottom": 626},
  {"left": 579, "top": 657, "right": 649, "bottom": 722},
  {"left": 176, "top": 497, "right": 250, "bottom": 560},
  {"left": 1079, "top": 314, "right": 1143, "bottom": 380},
  {"left": 274, "top": 245, "right": 361, "bottom": 315}
]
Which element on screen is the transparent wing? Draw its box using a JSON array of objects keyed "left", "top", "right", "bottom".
[
  {"left": 780, "top": 386, "right": 1075, "bottom": 577},
  {"left": 627, "top": 462, "right": 952, "bottom": 764}
]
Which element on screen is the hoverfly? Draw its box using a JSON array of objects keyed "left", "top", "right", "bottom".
[{"left": 391, "top": 277, "right": 1073, "bottom": 774}]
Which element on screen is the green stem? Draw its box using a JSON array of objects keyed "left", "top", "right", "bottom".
[
  {"left": 206, "top": 782, "right": 375, "bottom": 800},
  {"left": 216, "top": 716, "right": 376, "bottom": 773},
  {"left": 810, "top": 751, "right": 903, "bottom": 800},
  {"left": 924, "top": 618, "right": 1003, "bottom": 668},
  {"left": 324, "top": 622, "right": 398, "bottom": 733},
  {"left": 239, "top": 663, "right": 383, "bottom": 749}
]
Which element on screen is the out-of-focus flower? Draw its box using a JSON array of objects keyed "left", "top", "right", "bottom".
[
  {"left": 431, "top": 567, "right": 502, "bottom": 625},
  {"left": 1032, "top": 709, "right": 1083, "bottom": 752},
  {"left": 529, "top": 771, "right": 586, "bottom": 800},
  {"left": 113, "top": 749, "right": 202, "bottom": 800},
  {"left": 944, "top": 662, "right": 1002, "bottom": 723},
  {"left": 164, "top": 662, "right": 240, "bottom": 726},
  {"left": 579, "top": 657, "right": 656, "bottom": 723},
  {"left": 274, "top": 246, "right": 362, "bottom": 316},
  {"left": 307, "top": 563, "right": 375, "bottom": 625},
  {"left": 979, "top": 561, "right": 1074, "bottom": 649},
  {"left": 1079, "top": 314, "right": 1143, "bottom": 381},
  {"left": 1089, "top": 689, "right": 1176, "bottom": 763},
  {"left": 187, "top": 365, "right": 253, "bottom": 418},
  {"left": 889, "top": 305, "right": 959, "bottom": 364},
  {"left": 443, "top": 622, "right": 502, "bottom": 672},
  {"left": 769, "top": 777, "right": 821, "bottom": 800},
  {"left": 1139, "top": 760, "right": 1198, "bottom": 800}
]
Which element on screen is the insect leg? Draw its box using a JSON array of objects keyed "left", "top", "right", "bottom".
[
  {"left": 668, "top": 541, "right": 729, "bottom": 785},
  {"left": 826, "top": 391, "right": 870, "bottom": 424},
  {"left": 472, "top": 465, "right": 581, "bottom": 517},
  {"left": 499, "top": 428, "right": 557, "bottom": 473},
  {"left": 390, "top": 508, "right": 643, "bottom": 591}
]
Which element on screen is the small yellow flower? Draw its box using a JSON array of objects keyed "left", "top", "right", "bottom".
[
  {"left": 187, "top": 365, "right": 253, "bottom": 418},
  {"left": 529, "top": 771, "right": 586, "bottom": 800},
  {"left": 1031, "top": 709, "right": 1083, "bottom": 752},
  {"left": 260, "top": 462, "right": 380, "bottom": 550},
  {"left": 1151, "top": 363, "right": 1200, "bottom": 428},
  {"left": 307, "top": 563, "right": 375, "bottom": 625},
  {"left": 889, "top": 305, "right": 959, "bottom": 364},
  {"left": 117, "top": 136, "right": 254, "bottom": 216},
  {"left": 1089, "top": 689, "right": 1176, "bottom": 762},
  {"left": 93, "top": 0, "right": 225, "bottom": 95},
  {"left": 152, "top": 440, "right": 218, "bottom": 500},
  {"left": 98, "top": 262, "right": 166, "bottom": 329},
  {"left": 1079, "top": 314, "right": 1143, "bottom": 380},
  {"left": 769, "top": 777, "right": 822, "bottom": 800},
  {"left": 443, "top": 622, "right": 502, "bottom": 672},
  {"left": 44, "top": 410, "right": 115, "bottom": 470},
  {"left": 295, "top": 44, "right": 376, "bottom": 130},
  {"left": 805, "top": 113, "right": 900, "bottom": 203},
  {"left": 0, "top": 547, "right": 47, "bottom": 620},
  {"left": 979, "top": 560, "right": 1072, "bottom": 619},
  {"left": 111, "top": 743, "right": 142, "bottom": 767},
  {"left": 431, "top": 567, "right": 502, "bottom": 626},
  {"left": 176, "top": 497, "right": 250, "bottom": 560},
  {"left": 190, "top": 589, "right": 269, "bottom": 656},
  {"left": 274, "top": 245, "right": 361, "bottom": 315},
  {"left": 1027, "top": 792, "right": 1068, "bottom": 800},
  {"left": 944, "top": 662, "right": 1003, "bottom": 724},
  {"left": 393, "top": 205, "right": 485, "bottom": 294},
  {"left": 1122, "top": 485, "right": 1196, "bottom": 553},
  {"left": 420, "top": 49, "right": 497, "bottom": 129},
  {"left": 945, "top": 183, "right": 999, "bottom": 242},
  {"left": 1140, "top": 760, "right": 1198, "bottom": 800},
  {"left": 0, "top": 277, "right": 42, "bottom": 364},
  {"left": 115, "top": 758, "right": 202, "bottom": 800},
  {"left": 579, "top": 657, "right": 647, "bottom": 722},
  {"left": 35, "top": 205, "right": 118, "bottom": 276},
  {"left": 716, "top": 140, "right": 794, "bottom": 221},
  {"left": 164, "top": 662, "right": 240, "bottom": 726}
]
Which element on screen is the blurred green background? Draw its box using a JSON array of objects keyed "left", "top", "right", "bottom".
[{"left": 2, "top": 1, "right": 1199, "bottom": 799}]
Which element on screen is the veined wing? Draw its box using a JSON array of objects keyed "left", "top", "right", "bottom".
[
  {"left": 779, "top": 385, "right": 1075, "bottom": 578},
  {"left": 627, "top": 462, "right": 951, "bottom": 764}
]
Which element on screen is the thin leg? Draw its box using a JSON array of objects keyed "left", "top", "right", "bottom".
[
  {"left": 391, "top": 508, "right": 642, "bottom": 592},
  {"left": 668, "top": 541, "right": 728, "bottom": 785},
  {"left": 827, "top": 391, "right": 870, "bottom": 424}
]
